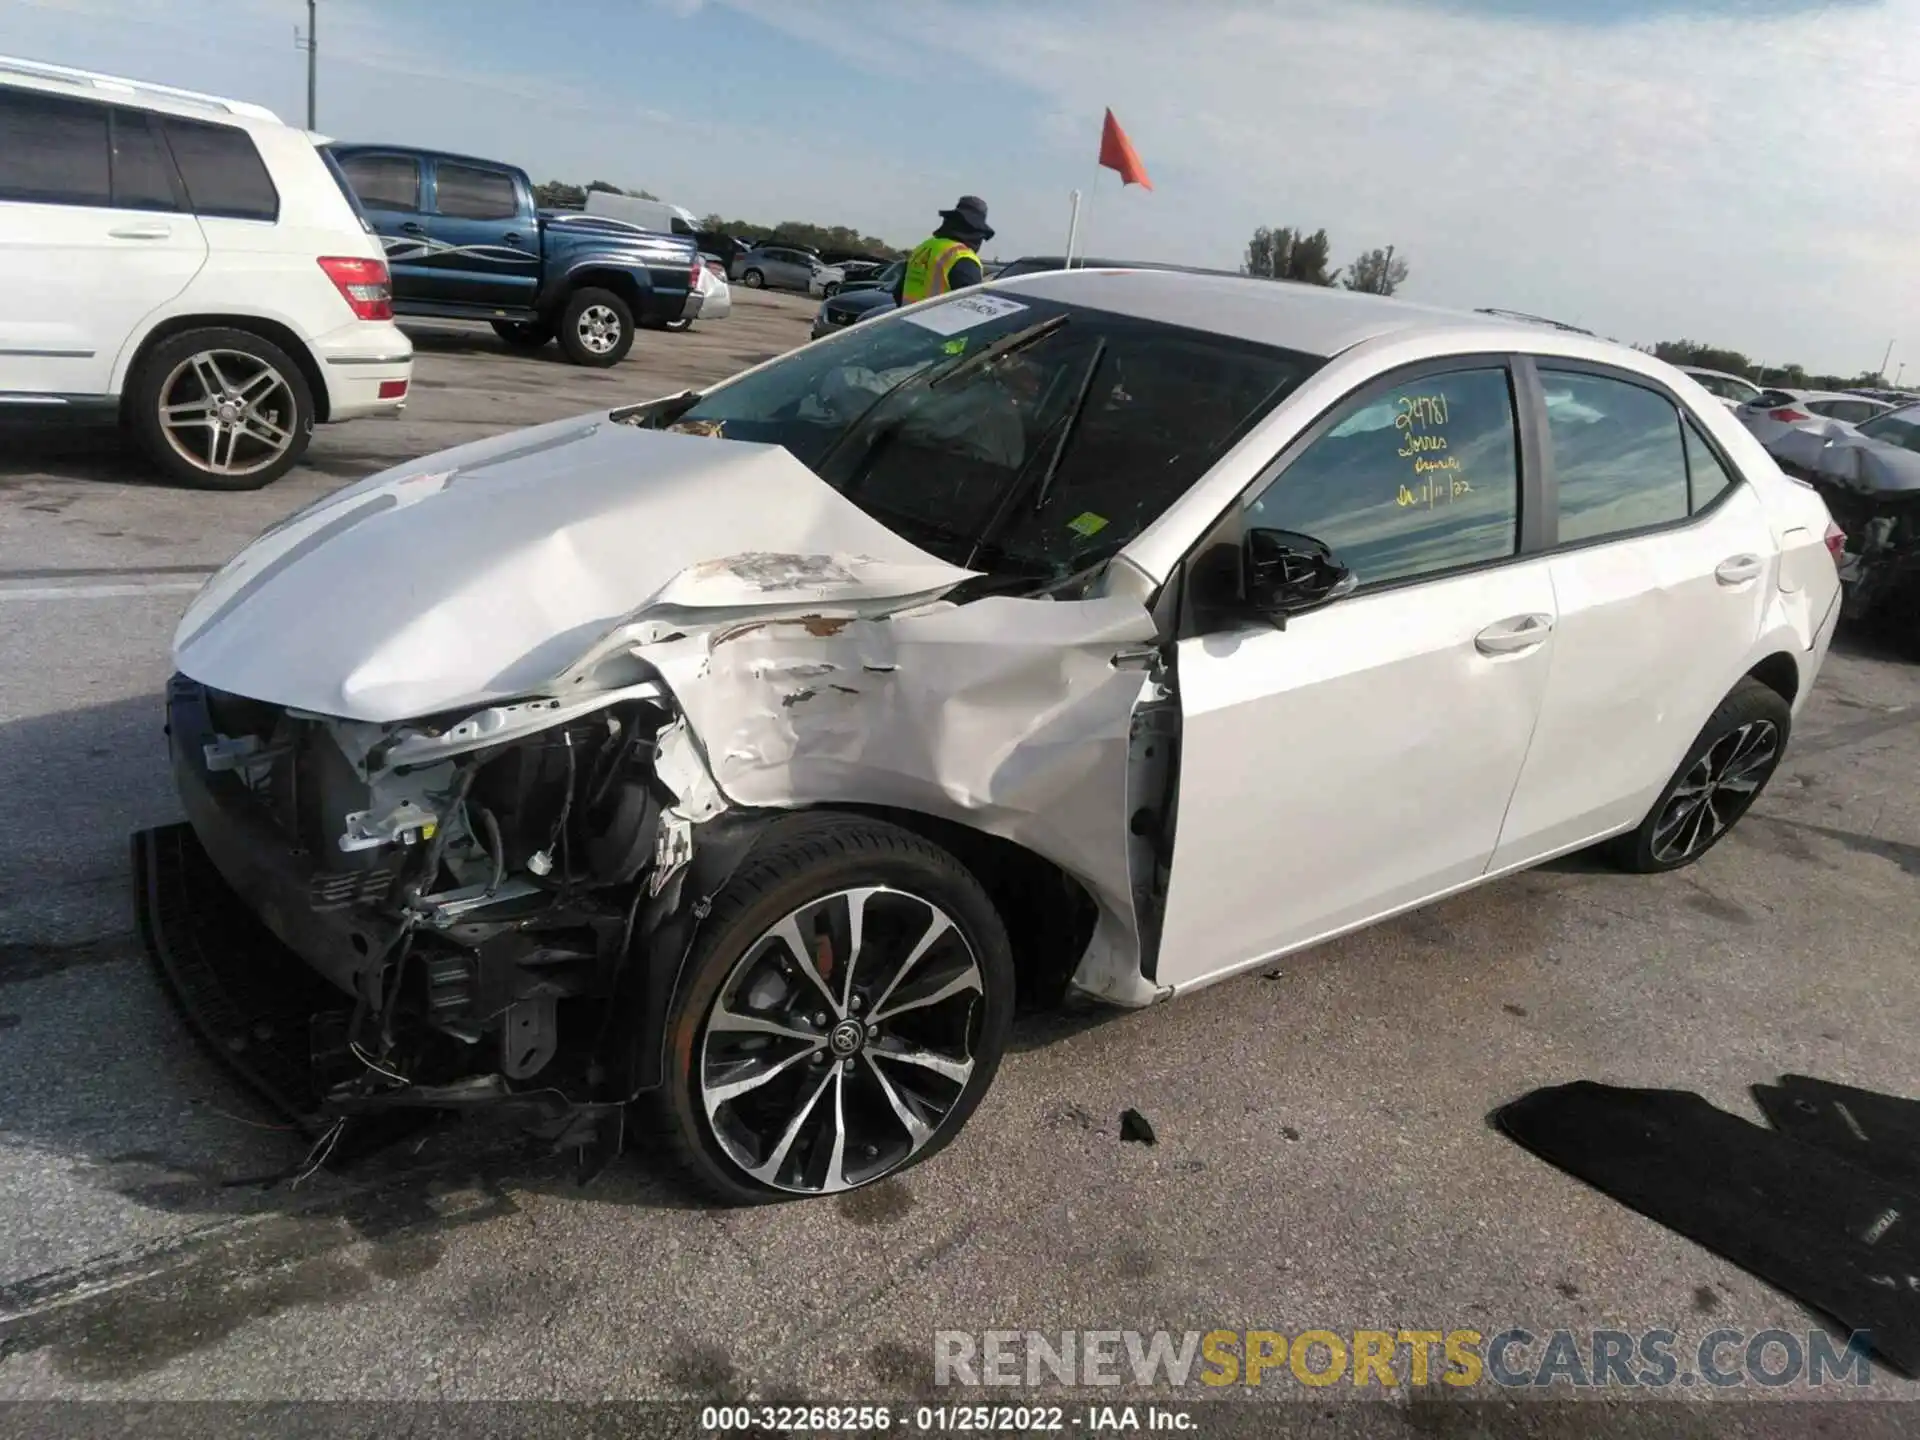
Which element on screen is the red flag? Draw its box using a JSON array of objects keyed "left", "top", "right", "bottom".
[{"left": 1098, "top": 108, "right": 1152, "bottom": 190}]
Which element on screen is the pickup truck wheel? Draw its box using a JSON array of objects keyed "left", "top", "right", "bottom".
[
  {"left": 741, "top": 268, "right": 765, "bottom": 288},
  {"left": 557, "top": 288, "right": 635, "bottom": 367},
  {"left": 491, "top": 320, "right": 553, "bottom": 351},
  {"left": 127, "top": 328, "right": 313, "bottom": 490}
]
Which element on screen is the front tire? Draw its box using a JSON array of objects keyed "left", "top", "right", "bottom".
[
  {"left": 127, "top": 328, "right": 313, "bottom": 490},
  {"left": 659, "top": 814, "right": 1013, "bottom": 1205},
  {"left": 1605, "top": 677, "right": 1791, "bottom": 873},
  {"left": 556, "top": 287, "right": 635, "bottom": 367}
]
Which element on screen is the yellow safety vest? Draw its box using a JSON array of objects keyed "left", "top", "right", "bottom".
[{"left": 901, "top": 236, "right": 980, "bottom": 304}]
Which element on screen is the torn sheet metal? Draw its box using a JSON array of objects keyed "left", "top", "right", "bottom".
[
  {"left": 631, "top": 593, "right": 1166, "bottom": 1006},
  {"left": 1760, "top": 418, "right": 1920, "bottom": 495},
  {"left": 171, "top": 414, "right": 975, "bottom": 724}
]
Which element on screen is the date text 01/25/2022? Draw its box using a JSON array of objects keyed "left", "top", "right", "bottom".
[{"left": 699, "top": 1404, "right": 1195, "bottom": 1431}]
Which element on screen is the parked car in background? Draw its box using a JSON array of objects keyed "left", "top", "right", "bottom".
[
  {"left": 1737, "top": 388, "right": 1895, "bottom": 428},
  {"left": 0, "top": 54, "right": 412, "bottom": 489},
  {"left": 144, "top": 272, "right": 1840, "bottom": 1203},
  {"left": 330, "top": 144, "right": 699, "bottom": 367},
  {"left": 808, "top": 255, "right": 1240, "bottom": 339},
  {"left": 1677, "top": 366, "right": 1764, "bottom": 410},
  {"left": 695, "top": 230, "right": 750, "bottom": 270},
  {"left": 660, "top": 253, "right": 730, "bottom": 332},
  {"left": 732, "top": 242, "right": 844, "bottom": 296}
]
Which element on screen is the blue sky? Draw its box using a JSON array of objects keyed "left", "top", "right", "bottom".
[{"left": 3, "top": 0, "right": 1913, "bottom": 377}]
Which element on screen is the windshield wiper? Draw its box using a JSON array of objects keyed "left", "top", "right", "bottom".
[
  {"left": 967, "top": 339, "right": 1108, "bottom": 569},
  {"left": 813, "top": 314, "right": 1072, "bottom": 482}
]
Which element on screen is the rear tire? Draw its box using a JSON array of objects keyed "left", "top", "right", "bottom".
[
  {"left": 127, "top": 327, "right": 313, "bottom": 491},
  {"left": 491, "top": 320, "right": 553, "bottom": 351},
  {"left": 1604, "top": 677, "right": 1792, "bottom": 873},
  {"left": 741, "top": 268, "right": 765, "bottom": 289},
  {"left": 657, "top": 814, "right": 1013, "bottom": 1206},
  {"left": 556, "top": 287, "right": 635, "bottom": 367}
]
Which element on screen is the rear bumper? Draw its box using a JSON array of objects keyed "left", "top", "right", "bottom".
[{"left": 312, "top": 319, "right": 413, "bottom": 422}]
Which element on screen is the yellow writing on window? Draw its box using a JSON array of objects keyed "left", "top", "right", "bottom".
[
  {"left": 1395, "top": 393, "right": 1451, "bottom": 457},
  {"left": 1397, "top": 475, "right": 1475, "bottom": 509}
]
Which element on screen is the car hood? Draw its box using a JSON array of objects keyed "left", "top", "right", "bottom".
[{"left": 172, "top": 413, "right": 978, "bottom": 723}]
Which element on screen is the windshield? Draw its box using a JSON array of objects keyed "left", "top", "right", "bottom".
[
  {"left": 644, "top": 292, "right": 1321, "bottom": 582},
  {"left": 1858, "top": 404, "right": 1920, "bottom": 453}
]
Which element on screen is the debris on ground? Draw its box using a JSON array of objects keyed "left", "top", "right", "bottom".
[{"left": 1119, "top": 1109, "right": 1157, "bottom": 1145}]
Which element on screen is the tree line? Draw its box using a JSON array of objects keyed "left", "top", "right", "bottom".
[
  {"left": 1637, "top": 340, "right": 1897, "bottom": 395},
  {"left": 1243, "top": 225, "right": 1410, "bottom": 295}
]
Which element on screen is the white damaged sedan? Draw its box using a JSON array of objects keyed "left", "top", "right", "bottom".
[{"left": 140, "top": 272, "right": 1845, "bottom": 1203}]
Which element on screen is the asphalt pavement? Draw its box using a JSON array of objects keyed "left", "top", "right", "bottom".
[{"left": 2, "top": 287, "right": 1918, "bottom": 1427}]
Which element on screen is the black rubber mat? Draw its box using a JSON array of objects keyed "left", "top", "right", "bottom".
[
  {"left": 1494, "top": 1081, "right": 1920, "bottom": 1377},
  {"left": 1753, "top": 1074, "right": 1920, "bottom": 1194}
]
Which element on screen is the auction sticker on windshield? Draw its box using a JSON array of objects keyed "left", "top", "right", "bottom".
[{"left": 904, "top": 293, "right": 1030, "bottom": 336}]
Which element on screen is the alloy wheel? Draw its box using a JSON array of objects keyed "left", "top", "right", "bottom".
[
  {"left": 157, "top": 349, "right": 299, "bottom": 479},
  {"left": 698, "top": 886, "right": 985, "bottom": 1195},
  {"left": 575, "top": 304, "right": 624, "bottom": 356},
  {"left": 1650, "top": 720, "right": 1780, "bottom": 863}
]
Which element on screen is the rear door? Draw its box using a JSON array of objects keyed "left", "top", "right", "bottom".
[
  {"left": 422, "top": 159, "right": 540, "bottom": 309},
  {"left": 1491, "top": 362, "right": 1776, "bottom": 869},
  {"left": 1154, "top": 360, "right": 1560, "bottom": 992},
  {"left": 334, "top": 149, "right": 433, "bottom": 292},
  {"left": 0, "top": 90, "right": 206, "bottom": 398}
]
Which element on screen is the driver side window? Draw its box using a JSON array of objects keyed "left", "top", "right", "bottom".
[{"left": 1244, "top": 366, "right": 1521, "bottom": 587}]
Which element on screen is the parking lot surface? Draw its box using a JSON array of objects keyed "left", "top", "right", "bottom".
[{"left": 2, "top": 287, "right": 1918, "bottom": 1420}]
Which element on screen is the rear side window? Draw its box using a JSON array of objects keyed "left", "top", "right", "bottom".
[
  {"left": 109, "top": 111, "right": 177, "bottom": 210},
  {"left": 0, "top": 88, "right": 110, "bottom": 206},
  {"left": 340, "top": 153, "right": 420, "bottom": 213},
  {"left": 434, "top": 163, "right": 517, "bottom": 220},
  {"left": 1540, "top": 370, "right": 1689, "bottom": 544},
  {"left": 1245, "top": 366, "right": 1521, "bottom": 587},
  {"left": 1683, "top": 424, "right": 1737, "bottom": 512},
  {"left": 161, "top": 117, "right": 278, "bottom": 221}
]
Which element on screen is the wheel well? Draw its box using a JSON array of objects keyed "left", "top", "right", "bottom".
[
  {"left": 122, "top": 315, "right": 331, "bottom": 422},
  {"left": 1745, "top": 652, "right": 1799, "bottom": 708},
  {"left": 557, "top": 269, "right": 647, "bottom": 320},
  {"left": 826, "top": 804, "right": 1099, "bottom": 1011}
]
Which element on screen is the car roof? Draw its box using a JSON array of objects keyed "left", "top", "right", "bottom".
[
  {"left": 329, "top": 142, "right": 526, "bottom": 173},
  {"left": 1679, "top": 366, "right": 1756, "bottom": 384},
  {"left": 0, "top": 53, "right": 284, "bottom": 127},
  {"left": 989, "top": 268, "right": 1620, "bottom": 362}
]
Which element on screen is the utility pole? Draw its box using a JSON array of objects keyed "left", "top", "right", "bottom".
[
  {"left": 1878, "top": 338, "right": 1895, "bottom": 383},
  {"left": 294, "top": 0, "right": 317, "bottom": 130}
]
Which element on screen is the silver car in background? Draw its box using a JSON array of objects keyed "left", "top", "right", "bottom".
[{"left": 732, "top": 243, "right": 845, "bottom": 297}]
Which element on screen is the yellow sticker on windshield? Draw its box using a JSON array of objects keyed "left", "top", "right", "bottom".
[
  {"left": 942, "top": 337, "right": 969, "bottom": 355},
  {"left": 1068, "top": 511, "right": 1109, "bottom": 538}
]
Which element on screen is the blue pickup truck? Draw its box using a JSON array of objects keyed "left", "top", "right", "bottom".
[{"left": 327, "top": 145, "right": 699, "bottom": 367}]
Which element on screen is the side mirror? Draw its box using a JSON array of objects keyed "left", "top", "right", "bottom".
[{"left": 1245, "top": 528, "right": 1357, "bottom": 625}]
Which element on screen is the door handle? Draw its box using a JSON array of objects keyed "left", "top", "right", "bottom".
[
  {"left": 107, "top": 223, "right": 171, "bottom": 240},
  {"left": 501, "top": 231, "right": 522, "bottom": 245},
  {"left": 1109, "top": 644, "right": 1161, "bottom": 671},
  {"left": 399, "top": 221, "right": 426, "bottom": 235},
  {"left": 1715, "top": 554, "right": 1763, "bottom": 586},
  {"left": 1475, "top": 613, "right": 1554, "bottom": 655}
]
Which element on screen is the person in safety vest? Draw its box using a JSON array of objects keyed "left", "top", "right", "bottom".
[{"left": 891, "top": 195, "right": 994, "bottom": 307}]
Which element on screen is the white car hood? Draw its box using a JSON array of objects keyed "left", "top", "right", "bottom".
[{"left": 172, "top": 413, "right": 976, "bottom": 722}]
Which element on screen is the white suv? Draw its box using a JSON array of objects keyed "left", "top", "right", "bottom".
[{"left": 0, "top": 55, "right": 412, "bottom": 489}]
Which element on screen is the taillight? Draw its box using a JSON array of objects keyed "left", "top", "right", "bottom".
[
  {"left": 318, "top": 256, "right": 393, "bottom": 321},
  {"left": 377, "top": 378, "right": 408, "bottom": 400},
  {"left": 690, "top": 257, "right": 703, "bottom": 289},
  {"left": 1769, "top": 406, "right": 1811, "bottom": 423},
  {"left": 1824, "top": 521, "right": 1847, "bottom": 562}
]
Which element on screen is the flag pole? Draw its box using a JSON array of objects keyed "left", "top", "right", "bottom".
[
  {"left": 1064, "top": 189, "right": 1082, "bottom": 270},
  {"left": 1071, "top": 167, "right": 1098, "bottom": 268}
]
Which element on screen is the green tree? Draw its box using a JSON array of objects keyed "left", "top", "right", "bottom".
[
  {"left": 534, "top": 180, "right": 586, "bottom": 209},
  {"left": 1243, "top": 226, "right": 1336, "bottom": 285},
  {"left": 1343, "top": 245, "right": 1409, "bottom": 296}
]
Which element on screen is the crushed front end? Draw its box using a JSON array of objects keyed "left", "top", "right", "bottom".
[{"left": 139, "top": 670, "right": 732, "bottom": 1161}]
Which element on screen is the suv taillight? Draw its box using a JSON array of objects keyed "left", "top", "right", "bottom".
[
  {"left": 1769, "top": 406, "right": 1811, "bottom": 423},
  {"left": 1824, "top": 521, "right": 1847, "bottom": 562},
  {"left": 318, "top": 256, "right": 393, "bottom": 321}
]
